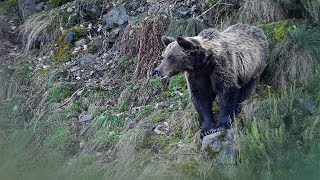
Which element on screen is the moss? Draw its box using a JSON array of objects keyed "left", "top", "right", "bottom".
[
  {"left": 66, "top": 102, "right": 85, "bottom": 117},
  {"left": 257, "top": 20, "right": 295, "bottom": 46},
  {"left": 49, "top": 0, "right": 73, "bottom": 7},
  {"left": 48, "top": 83, "right": 72, "bottom": 103},
  {"left": 76, "top": 154, "right": 97, "bottom": 167},
  {"left": 55, "top": 26, "right": 86, "bottom": 63}
]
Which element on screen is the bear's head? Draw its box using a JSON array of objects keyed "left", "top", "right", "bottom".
[{"left": 155, "top": 36, "right": 208, "bottom": 87}]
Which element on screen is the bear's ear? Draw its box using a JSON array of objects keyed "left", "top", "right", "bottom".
[
  {"left": 177, "top": 37, "right": 196, "bottom": 50},
  {"left": 161, "top": 36, "right": 175, "bottom": 46}
]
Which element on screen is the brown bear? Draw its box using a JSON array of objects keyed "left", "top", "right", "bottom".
[{"left": 155, "top": 23, "right": 269, "bottom": 139}]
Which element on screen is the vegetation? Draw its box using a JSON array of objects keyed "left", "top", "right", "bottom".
[{"left": 1, "top": 0, "right": 320, "bottom": 179}]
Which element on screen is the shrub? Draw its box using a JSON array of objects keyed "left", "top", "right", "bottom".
[
  {"left": 301, "top": 0, "right": 320, "bottom": 24},
  {"left": 166, "top": 19, "right": 206, "bottom": 37},
  {"left": 239, "top": 0, "right": 286, "bottom": 23},
  {"left": 266, "top": 25, "right": 320, "bottom": 88},
  {"left": 239, "top": 85, "right": 320, "bottom": 179},
  {"left": 20, "top": 10, "right": 64, "bottom": 53}
]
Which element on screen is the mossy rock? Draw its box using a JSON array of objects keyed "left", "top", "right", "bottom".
[{"left": 55, "top": 26, "right": 86, "bottom": 63}]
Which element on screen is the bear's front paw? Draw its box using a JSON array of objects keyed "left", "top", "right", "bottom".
[{"left": 200, "top": 128, "right": 220, "bottom": 139}]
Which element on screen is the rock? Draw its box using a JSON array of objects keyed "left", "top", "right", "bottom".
[
  {"left": 35, "top": 2, "right": 50, "bottom": 12},
  {"left": 201, "top": 129, "right": 236, "bottom": 179},
  {"left": 141, "top": 122, "right": 155, "bottom": 129},
  {"left": 103, "top": 5, "right": 129, "bottom": 30},
  {"left": 65, "top": 32, "right": 75, "bottom": 43},
  {"left": 75, "top": 38, "right": 87, "bottom": 47},
  {"left": 18, "top": 0, "right": 37, "bottom": 20},
  {"left": 201, "top": 128, "right": 236, "bottom": 154},
  {"left": 128, "top": 120, "right": 137, "bottom": 129},
  {"left": 201, "top": 128, "right": 238, "bottom": 178},
  {"left": 148, "top": 2, "right": 169, "bottom": 15},
  {"left": 79, "top": 114, "right": 94, "bottom": 123},
  {"left": 80, "top": 53, "right": 96, "bottom": 65},
  {"left": 125, "top": 0, "right": 147, "bottom": 16},
  {"left": 176, "top": 6, "right": 190, "bottom": 16},
  {"left": 156, "top": 102, "right": 174, "bottom": 109}
]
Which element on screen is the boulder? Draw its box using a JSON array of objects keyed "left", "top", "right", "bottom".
[
  {"left": 201, "top": 128, "right": 238, "bottom": 178},
  {"left": 103, "top": 5, "right": 129, "bottom": 30},
  {"left": 18, "top": 0, "right": 37, "bottom": 20}
]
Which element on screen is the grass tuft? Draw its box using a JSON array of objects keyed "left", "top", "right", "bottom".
[{"left": 266, "top": 25, "right": 320, "bottom": 88}]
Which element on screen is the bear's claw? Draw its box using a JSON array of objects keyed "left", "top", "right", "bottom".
[{"left": 200, "top": 128, "right": 220, "bottom": 139}]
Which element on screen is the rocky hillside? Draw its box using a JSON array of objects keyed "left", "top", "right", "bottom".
[{"left": 1, "top": 0, "right": 320, "bottom": 179}]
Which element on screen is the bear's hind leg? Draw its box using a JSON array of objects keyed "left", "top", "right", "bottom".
[{"left": 235, "top": 77, "right": 258, "bottom": 114}]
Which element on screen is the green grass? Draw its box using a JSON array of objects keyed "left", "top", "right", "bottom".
[
  {"left": 43, "top": 124, "right": 75, "bottom": 150},
  {"left": 48, "top": 83, "right": 72, "bottom": 102},
  {"left": 238, "top": 84, "right": 320, "bottom": 179}
]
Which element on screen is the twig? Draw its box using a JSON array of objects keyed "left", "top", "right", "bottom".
[{"left": 196, "top": 0, "right": 234, "bottom": 19}]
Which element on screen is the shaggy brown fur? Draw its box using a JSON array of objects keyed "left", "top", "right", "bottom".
[{"left": 155, "top": 23, "right": 269, "bottom": 138}]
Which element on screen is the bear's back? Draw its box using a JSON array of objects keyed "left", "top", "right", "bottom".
[
  {"left": 197, "top": 24, "right": 269, "bottom": 86},
  {"left": 222, "top": 23, "right": 267, "bottom": 42}
]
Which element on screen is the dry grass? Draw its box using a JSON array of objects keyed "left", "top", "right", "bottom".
[
  {"left": 20, "top": 12, "right": 61, "bottom": 53},
  {"left": 94, "top": 108, "right": 234, "bottom": 180},
  {"left": 302, "top": 0, "right": 320, "bottom": 23},
  {"left": 135, "top": 15, "right": 170, "bottom": 79},
  {"left": 119, "top": 22, "right": 142, "bottom": 60},
  {"left": 267, "top": 25, "right": 320, "bottom": 88},
  {"left": 239, "top": 0, "right": 286, "bottom": 23},
  {"left": 203, "top": 0, "right": 240, "bottom": 29}
]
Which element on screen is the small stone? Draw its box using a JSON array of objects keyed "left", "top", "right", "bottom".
[
  {"left": 128, "top": 121, "right": 137, "bottom": 129},
  {"left": 80, "top": 53, "right": 96, "bottom": 65},
  {"left": 176, "top": 6, "right": 190, "bottom": 15},
  {"left": 156, "top": 102, "right": 174, "bottom": 109},
  {"left": 65, "top": 32, "right": 75, "bottom": 43},
  {"left": 141, "top": 122, "right": 155, "bottom": 129},
  {"left": 79, "top": 114, "right": 94, "bottom": 123},
  {"left": 75, "top": 38, "right": 87, "bottom": 47}
]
